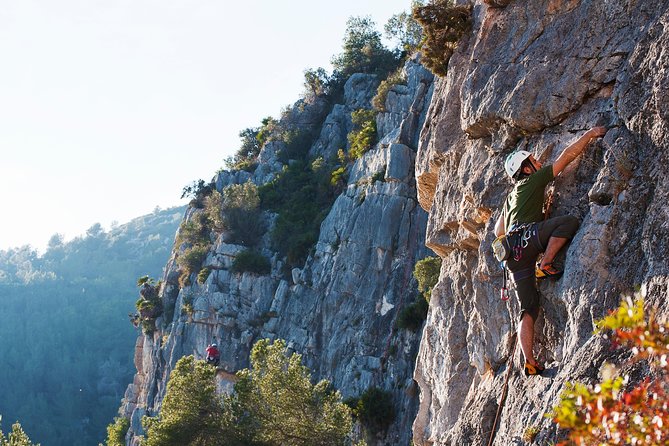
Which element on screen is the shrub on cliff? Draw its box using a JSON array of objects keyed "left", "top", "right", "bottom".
[
  {"left": 396, "top": 294, "right": 429, "bottom": 331},
  {"left": 552, "top": 294, "right": 669, "bottom": 445},
  {"left": 346, "top": 386, "right": 396, "bottom": 435},
  {"left": 260, "top": 160, "right": 338, "bottom": 268},
  {"left": 133, "top": 276, "right": 163, "bottom": 334},
  {"left": 222, "top": 182, "right": 265, "bottom": 247},
  {"left": 413, "top": 1, "right": 472, "bottom": 76},
  {"left": 348, "top": 109, "right": 378, "bottom": 160},
  {"left": 332, "top": 16, "right": 399, "bottom": 79},
  {"left": 384, "top": 0, "right": 425, "bottom": 54},
  {"left": 105, "top": 417, "right": 129, "bottom": 446},
  {"left": 372, "top": 66, "right": 407, "bottom": 112},
  {"left": 141, "top": 342, "right": 352, "bottom": 446},
  {"left": 231, "top": 250, "right": 271, "bottom": 275},
  {"left": 234, "top": 339, "right": 352, "bottom": 446},
  {"left": 0, "top": 422, "right": 38, "bottom": 446},
  {"left": 414, "top": 256, "right": 442, "bottom": 301},
  {"left": 141, "top": 356, "right": 243, "bottom": 446},
  {"left": 181, "top": 179, "right": 215, "bottom": 208}
]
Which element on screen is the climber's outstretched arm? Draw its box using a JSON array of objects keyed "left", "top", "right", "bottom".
[{"left": 553, "top": 126, "right": 607, "bottom": 176}]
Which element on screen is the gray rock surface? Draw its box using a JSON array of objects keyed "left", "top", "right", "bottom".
[
  {"left": 413, "top": 1, "right": 669, "bottom": 445},
  {"left": 120, "top": 60, "right": 434, "bottom": 446}
]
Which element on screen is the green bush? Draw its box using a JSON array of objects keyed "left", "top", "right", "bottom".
[
  {"left": 277, "top": 127, "right": 317, "bottom": 164},
  {"left": 234, "top": 339, "right": 352, "bottom": 446},
  {"left": 181, "top": 293, "right": 194, "bottom": 316},
  {"left": 396, "top": 295, "right": 429, "bottom": 331},
  {"left": 0, "top": 422, "right": 39, "bottom": 446},
  {"left": 105, "top": 417, "right": 130, "bottom": 446},
  {"left": 177, "top": 245, "right": 208, "bottom": 276},
  {"left": 372, "top": 66, "right": 407, "bottom": 112},
  {"left": 134, "top": 276, "right": 163, "bottom": 334},
  {"left": 349, "top": 387, "right": 396, "bottom": 434},
  {"left": 175, "top": 212, "right": 211, "bottom": 247},
  {"left": 141, "top": 356, "right": 241, "bottom": 446},
  {"left": 180, "top": 179, "right": 215, "bottom": 208},
  {"left": 260, "top": 160, "right": 338, "bottom": 268},
  {"left": 413, "top": 256, "right": 442, "bottom": 301},
  {"left": 348, "top": 109, "right": 378, "bottom": 160},
  {"left": 384, "top": 1, "right": 425, "bottom": 54},
  {"left": 222, "top": 182, "right": 265, "bottom": 247},
  {"left": 197, "top": 267, "right": 211, "bottom": 284},
  {"left": 231, "top": 250, "right": 271, "bottom": 275},
  {"left": 331, "top": 16, "right": 400, "bottom": 78},
  {"left": 413, "top": 1, "right": 472, "bottom": 76}
]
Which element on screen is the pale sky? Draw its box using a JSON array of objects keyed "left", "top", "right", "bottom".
[{"left": 0, "top": 0, "right": 411, "bottom": 252}]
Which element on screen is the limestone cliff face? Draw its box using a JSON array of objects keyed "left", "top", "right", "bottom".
[
  {"left": 413, "top": 1, "right": 669, "bottom": 445},
  {"left": 120, "top": 57, "right": 435, "bottom": 445}
]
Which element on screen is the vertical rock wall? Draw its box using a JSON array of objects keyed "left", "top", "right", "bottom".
[
  {"left": 120, "top": 58, "right": 435, "bottom": 446},
  {"left": 413, "top": 1, "right": 669, "bottom": 444}
]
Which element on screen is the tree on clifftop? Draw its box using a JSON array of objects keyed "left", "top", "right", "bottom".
[{"left": 331, "top": 16, "right": 398, "bottom": 78}]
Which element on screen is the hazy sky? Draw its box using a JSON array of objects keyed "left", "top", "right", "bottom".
[{"left": 0, "top": 0, "right": 411, "bottom": 251}]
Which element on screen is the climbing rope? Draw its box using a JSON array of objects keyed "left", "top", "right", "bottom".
[{"left": 486, "top": 332, "right": 518, "bottom": 446}]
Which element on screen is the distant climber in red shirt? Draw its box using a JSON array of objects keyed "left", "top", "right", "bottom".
[{"left": 206, "top": 342, "right": 220, "bottom": 367}]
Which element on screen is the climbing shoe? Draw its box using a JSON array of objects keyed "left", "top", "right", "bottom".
[
  {"left": 524, "top": 362, "right": 545, "bottom": 377},
  {"left": 535, "top": 263, "right": 563, "bottom": 279}
]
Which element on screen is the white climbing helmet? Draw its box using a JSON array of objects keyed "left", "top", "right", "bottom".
[{"left": 504, "top": 150, "right": 532, "bottom": 178}]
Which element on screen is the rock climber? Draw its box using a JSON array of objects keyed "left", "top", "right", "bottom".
[
  {"left": 494, "top": 126, "right": 607, "bottom": 376},
  {"left": 205, "top": 342, "right": 220, "bottom": 367}
]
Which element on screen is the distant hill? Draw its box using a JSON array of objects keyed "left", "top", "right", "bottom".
[{"left": 0, "top": 206, "right": 185, "bottom": 446}]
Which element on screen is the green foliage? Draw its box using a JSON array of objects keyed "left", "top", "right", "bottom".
[
  {"left": 260, "top": 160, "right": 339, "bottom": 268},
  {"left": 177, "top": 245, "right": 208, "bottom": 277},
  {"left": 142, "top": 342, "right": 352, "bottom": 446},
  {"left": 332, "top": 16, "right": 400, "bottom": 78},
  {"left": 0, "top": 207, "right": 183, "bottom": 446},
  {"left": 372, "top": 66, "right": 408, "bottom": 112},
  {"left": 303, "top": 67, "right": 332, "bottom": 100},
  {"left": 277, "top": 127, "right": 318, "bottom": 164},
  {"left": 413, "top": 1, "right": 472, "bottom": 76},
  {"left": 234, "top": 339, "right": 352, "bottom": 446},
  {"left": 231, "top": 250, "right": 271, "bottom": 276},
  {"left": 175, "top": 212, "right": 211, "bottom": 247},
  {"left": 181, "top": 293, "right": 194, "bottom": 316},
  {"left": 413, "top": 256, "right": 442, "bottom": 301},
  {"left": 203, "top": 190, "right": 224, "bottom": 231},
  {"left": 330, "top": 166, "right": 349, "bottom": 189},
  {"left": 348, "top": 109, "right": 378, "bottom": 160},
  {"left": 222, "top": 182, "right": 265, "bottom": 247},
  {"left": 180, "top": 179, "right": 215, "bottom": 208},
  {"left": 197, "top": 267, "right": 211, "bottom": 284},
  {"left": 551, "top": 293, "right": 669, "bottom": 446},
  {"left": 522, "top": 425, "right": 540, "bottom": 443},
  {"left": 0, "top": 421, "right": 39, "bottom": 446},
  {"left": 384, "top": 1, "right": 425, "bottom": 54},
  {"left": 348, "top": 387, "right": 396, "bottom": 434},
  {"left": 141, "top": 356, "right": 238, "bottom": 446},
  {"left": 134, "top": 276, "right": 163, "bottom": 334},
  {"left": 396, "top": 294, "right": 429, "bottom": 331},
  {"left": 105, "top": 417, "right": 129, "bottom": 446}
]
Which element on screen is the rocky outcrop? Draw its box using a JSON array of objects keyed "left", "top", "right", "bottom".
[
  {"left": 413, "top": 1, "right": 669, "bottom": 445},
  {"left": 120, "top": 56, "right": 434, "bottom": 446}
]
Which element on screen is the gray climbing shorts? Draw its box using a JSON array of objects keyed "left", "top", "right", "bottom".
[{"left": 506, "top": 215, "right": 580, "bottom": 319}]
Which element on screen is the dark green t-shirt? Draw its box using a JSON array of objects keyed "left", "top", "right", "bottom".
[{"left": 504, "top": 165, "right": 554, "bottom": 230}]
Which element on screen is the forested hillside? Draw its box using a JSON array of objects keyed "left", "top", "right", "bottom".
[{"left": 0, "top": 206, "right": 184, "bottom": 446}]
